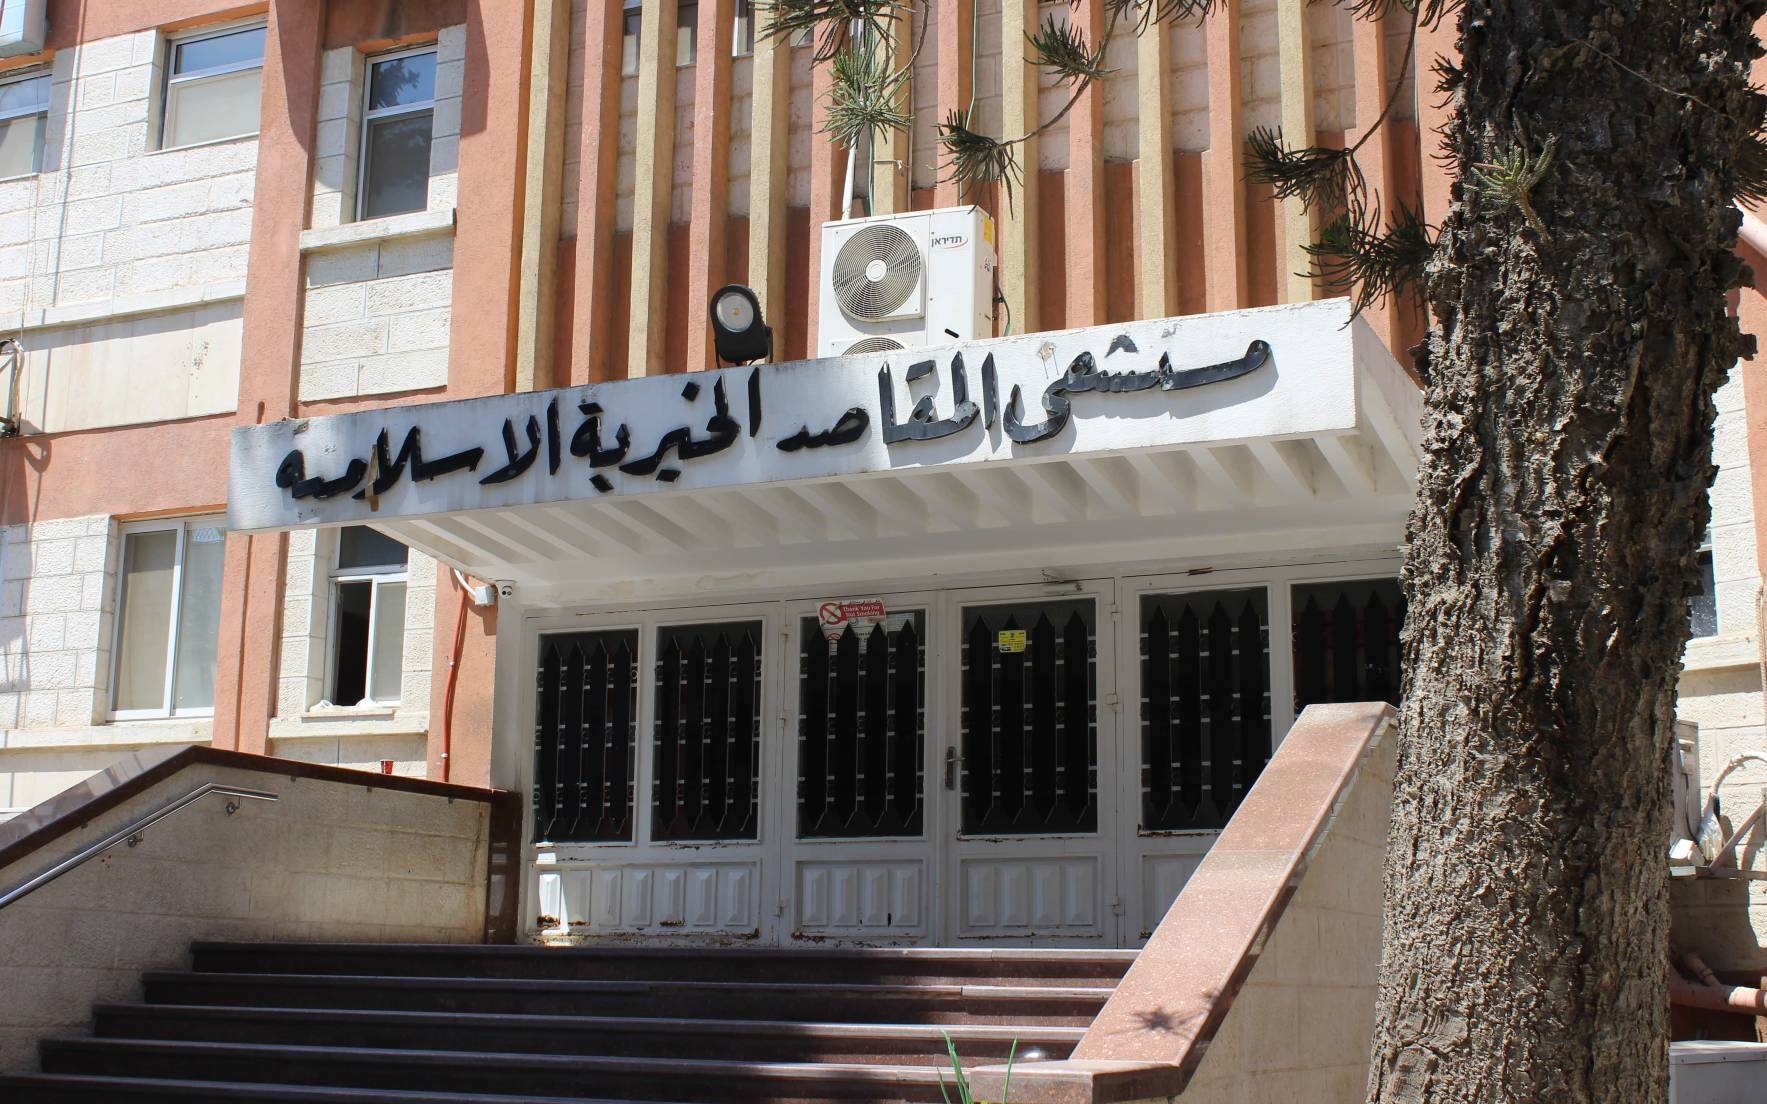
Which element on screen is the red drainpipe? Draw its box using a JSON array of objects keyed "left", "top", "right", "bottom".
[{"left": 440, "top": 576, "right": 471, "bottom": 784}]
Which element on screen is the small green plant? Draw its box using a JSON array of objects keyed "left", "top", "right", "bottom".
[{"left": 936, "top": 1031, "right": 1015, "bottom": 1104}]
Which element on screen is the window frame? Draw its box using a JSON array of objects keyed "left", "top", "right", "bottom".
[
  {"left": 160, "top": 19, "right": 267, "bottom": 151},
  {"left": 325, "top": 533, "right": 409, "bottom": 709},
  {"left": 0, "top": 68, "right": 50, "bottom": 179},
  {"left": 1690, "top": 536, "right": 1718, "bottom": 639},
  {"left": 109, "top": 516, "right": 226, "bottom": 721},
  {"left": 355, "top": 43, "right": 439, "bottom": 223}
]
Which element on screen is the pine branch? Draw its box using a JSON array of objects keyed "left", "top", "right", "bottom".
[
  {"left": 1304, "top": 195, "right": 1433, "bottom": 315},
  {"left": 1738, "top": 128, "right": 1767, "bottom": 207},
  {"left": 1028, "top": 14, "right": 1112, "bottom": 87},
  {"left": 754, "top": 0, "right": 905, "bottom": 61},
  {"left": 937, "top": 110, "right": 1022, "bottom": 201},
  {"left": 1246, "top": 126, "right": 1366, "bottom": 213},
  {"left": 822, "top": 44, "right": 913, "bottom": 149}
]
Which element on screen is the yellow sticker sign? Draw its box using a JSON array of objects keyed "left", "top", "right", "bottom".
[{"left": 997, "top": 629, "right": 1027, "bottom": 653}]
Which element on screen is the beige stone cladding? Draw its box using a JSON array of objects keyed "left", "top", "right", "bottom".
[
  {"left": 297, "top": 26, "right": 466, "bottom": 402},
  {"left": 0, "top": 760, "right": 492, "bottom": 1071},
  {"left": 1173, "top": 732, "right": 1392, "bottom": 1104},
  {"left": 0, "top": 24, "right": 258, "bottom": 434},
  {"left": 270, "top": 528, "right": 438, "bottom": 775},
  {"left": 0, "top": 515, "right": 215, "bottom": 817}
]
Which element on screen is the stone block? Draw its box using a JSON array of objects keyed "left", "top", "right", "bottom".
[
  {"left": 356, "top": 349, "right": 448, "bottom": 396},
  {"left": 56, "top": 688, "right": 97, "bottom": 726},
  {"left": 80, "top": 572, "right": 108, "bottom": 612},
  {"left": 305, "top": 244, "right": 379, "bottom": 288},
  {"left": 302, "top": 283, "right": 367, "bottom": 327},
  {"left": 26, "top": 575, "right": 84, "bottom": 614},
  {"left": 25, "top": 615, "right": 63, "bottom": 652},
  {"left": 314, "top": 117, "right": 350, "bottom": 161},
  {"left": 364, "top": 270, "right": 452, "bottom": 315},
  {"left": 31, "top": 539, "right": 75, "bottom": 576},
  {"left": 62, "top": 610, "right": 102, "bottom": 651},
  {"left": 387, "top": 308, "right": 451, "bottom": 352},
  {"left": 21, "top": 689, "right": 57, "bottom": 727},
  {"left": 317, "top": 79, "right": 352, "bottom": 123},
  {"left": 299, "top": 361, "right": 362, "bottom": 401},
  {"left": 374, "top": 235, "right": 453, "bottom": 279},
  {"left": 125, "top": 180, "right": 213, "bottom": 225},
  {"left": 320, "top": 46, "right": 356, "bottom": 85},
  {"left": 301, "top": 318, "right": 389, "bottom": 364}
]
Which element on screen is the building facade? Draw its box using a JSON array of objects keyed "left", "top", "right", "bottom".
[{"left": 0, "top": 0, "right": 1762, "bottom": 950}]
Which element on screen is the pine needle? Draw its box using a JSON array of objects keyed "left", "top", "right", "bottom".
[
  {"left": 1304, "top": 195, "right": 1434, "bottom": 316},
  {"left": 1245, "top": 126, "right": 1366, "bottom": 213},
  {"left": 822, "top": 45, "right": 912, "bottom": 149},
  {"left": 1027, "top": 14, "right": 1111, "bottom": 87},
  {"left": 938, "top": 110, "right": 1022, "bottom": 203}
]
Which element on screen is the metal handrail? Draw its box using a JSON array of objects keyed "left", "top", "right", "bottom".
[{"left": 0, "top": 782, "right": 278, "bottom": 910}]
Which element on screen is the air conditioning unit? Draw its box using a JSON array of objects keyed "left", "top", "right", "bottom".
[{"left": 817, "top": 205, "right": 996, "bottom": 359}]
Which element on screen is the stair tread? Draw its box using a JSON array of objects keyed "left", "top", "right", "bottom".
[
  {"left": 191, "top": 940, "right": 1139, "bottom": 963},
  {"left": 94, "top": 1002, "right": 1088, "bottom": 1041},
  {"left": 147, "top": 970, "right": 1114, "bottom": 999},
  {"left": 0, "top": 1073, "right": 682, "bottom": 1103},
  {"left": 43, "top": 1037, "right": 963, "bottom": 1084}
]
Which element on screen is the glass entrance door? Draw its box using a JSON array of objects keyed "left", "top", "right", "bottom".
[{"left": 943, "top": 588, "right": 1119, "bottom": 945}]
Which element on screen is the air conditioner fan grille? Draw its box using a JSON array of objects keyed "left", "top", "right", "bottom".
[{"left": 830, "top": 224, "right": 922, "bottom": 321}]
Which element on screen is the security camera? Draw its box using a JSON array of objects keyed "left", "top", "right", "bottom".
[{"left": 496, "top": 580, "right": 515, "bottom": 599}]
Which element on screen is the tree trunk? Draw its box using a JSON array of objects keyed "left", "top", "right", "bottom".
[{"left": 1368, "top": 2, "right": 1762, "bottom": 1101}]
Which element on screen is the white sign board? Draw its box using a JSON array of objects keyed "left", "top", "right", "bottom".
[{"left": 228, "top": 300, "right": 1363, "bottom": 534}]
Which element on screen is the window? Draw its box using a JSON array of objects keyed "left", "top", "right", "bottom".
[
  {"left": 327, "top": 527, "right": 408, "bottom": 707},
  {"left": 678, "top": 0, "right": 698, "bottom": 65},
  {"left": 162, "top": 23, "right": 265, "bottom": 149},
  {"left": 358, "top": 47, "right": 437, "bottom": 221},
  {"left": 1690, "top": 539, "right": 1718, "bottom": 638},
  {"left": 621, "top": 0, "right": 642, "bottom": 75},
  {"left": 0, "top": 71, "right": 49, "bottom": 178},
  {"left": 112, "top": 520, "right": 226, "bottom": 717},
  {"left": 618, "top": 0, "right": 705, "bottom": 75},
  {"left": 733, "top": 0, "right": 755, "bottom": 56}
]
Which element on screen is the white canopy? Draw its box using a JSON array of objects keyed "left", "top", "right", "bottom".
[{"left": 228, "top": 299, "right": 1423, "bottom": 603}]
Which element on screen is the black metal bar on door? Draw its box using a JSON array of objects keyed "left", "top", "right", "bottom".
[
  {"left": 652, "top": 620, "right": 763, "bottom": 841},
  {"left": 959, "top": 599, "right": 1098, "bottom": 836},
  {"left": 797, "top": 612, "right": 927, "bottom": 838},
  {"left": 532, "top": 630, "right": 638, "bottom": 842},
  {"left": 1291, "top": 579, "right": 1405, "bottom": 713},
  {"left": 1139, "top": 590, "right": 1270, "bottom": 833}
]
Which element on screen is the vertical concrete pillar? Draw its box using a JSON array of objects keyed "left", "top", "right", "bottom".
[{"left": 213, "top": 0, "right": 325, "bottom": 754}]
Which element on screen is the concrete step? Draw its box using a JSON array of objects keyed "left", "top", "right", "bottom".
[
  {"left": 37, "top": 1038, "right": 969, "bottom": 1103},
  {"left": 93, "top": 1003, "right": 1082, "bottom": 1064},
  {"left": 141, "top": 970, "right": 1113, "bottom": 1025},
  {"left": 0, "top": 1073, "right": 680, "bottom": 1103},
  {"left": 188, "top": 941, "right": 1139, "bottom": 987}
]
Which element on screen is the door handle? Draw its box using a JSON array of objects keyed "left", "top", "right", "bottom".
[{"left": 944, "top": 747, "right": 962, "bottom": 791}]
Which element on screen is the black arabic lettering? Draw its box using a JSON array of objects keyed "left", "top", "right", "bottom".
[
  {"left": 877, "top": 352, "right": 980, "bottom": 444},
  {"left": 619, "top": 376, "right": 741, "bottom": 477},
  {"left": 571, "top": 402, "right": 631, "bottom": 467},
  {"left": 479, "top": 415, "right": 543, "bottom": 485},
  {"left": 276, "top": 449, "right": 369, "bottom": 500},
  {"left": 350, "top": 426, "right": 485, "bottom": 501},
  {"left": 747, "top": 367, "right": 763, "bottom": 437},
  {"left": 777, "top": 406, "right": 870, "bottom": 452},
  {"left": 546, "top": 398, "right": 562, "bottom": 475},
  {"left": 1158, "top": 339, "right": 1271, "bottom": 390}
]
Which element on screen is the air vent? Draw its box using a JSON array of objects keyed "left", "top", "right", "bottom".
[
  {"left": 830, "top": 224, "right": 923, "bottom": 321},
  {"left": 842, "top": 336, "right": 908, "bottom": 355}
]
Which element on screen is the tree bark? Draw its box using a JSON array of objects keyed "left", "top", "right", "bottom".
[{"left": 1368, "top": 2, "right": 1762, "bottom": 1101}]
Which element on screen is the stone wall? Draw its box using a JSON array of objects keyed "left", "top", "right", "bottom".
[
  {"left": 0, "top": 758, "right": 495, "bottom": 1071},
  {"left": 271, "top": 528, "right": 438, "bottom": 775},
  {"left": 0, "top": 515, "right": 218, "bottom": 817},
  {"left": 0, "top": 23, "right": 256, "bottom": 434},
  {"left": 297, "top": 26, "right": 465, "bottom": 402}
]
